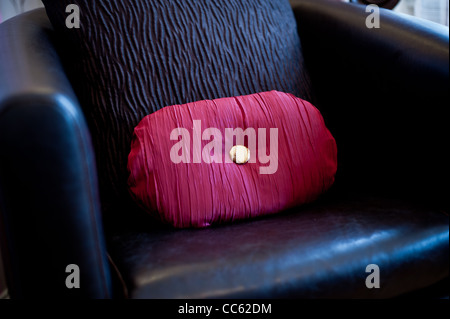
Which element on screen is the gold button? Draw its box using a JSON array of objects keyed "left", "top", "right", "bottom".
[{"left": 229, "top": 145, "right": 250, "bottom": 164}]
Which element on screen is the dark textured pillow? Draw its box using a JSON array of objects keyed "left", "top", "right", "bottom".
[
  {"left": 42, "top": 0, "right": 314, "bottom": 213},
  {"left": 128, "top": 91, "right": 337, "bottom": 228}
]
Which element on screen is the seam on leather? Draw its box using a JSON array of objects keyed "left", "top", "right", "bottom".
[{"left": 107, "top": 253, "right": 129, "bottom": 299}]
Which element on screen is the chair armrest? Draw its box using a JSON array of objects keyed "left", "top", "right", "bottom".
[
  {"left": 291, "top": 0, "right": 449, "bottom": 208},
  {"left": 0, "top": 9, "right": 111, "bottom": 298}
]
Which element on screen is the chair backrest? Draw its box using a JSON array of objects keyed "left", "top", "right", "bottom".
[{"left": 42, "top": 0, "right": 314, "bottom": 215}]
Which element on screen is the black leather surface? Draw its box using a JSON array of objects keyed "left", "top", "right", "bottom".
[
  {"left": 108, "top": 192, "right": 449, "bottom": 298},
  {"left": 353, "top": 0, "right": 400, "bottom": 9},
  {"left": 291, "top": 0, "right": 449, "bottom": 210},
  {"left": 0, "top": 10, "right": 112, "bottom": 299},
  {"left": 42, "top": 0, "right": 315, "bottom": 216}
]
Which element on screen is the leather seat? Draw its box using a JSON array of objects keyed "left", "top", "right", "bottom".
[{"left": 108, "top": 191, "right": 449, "bottom": 298}]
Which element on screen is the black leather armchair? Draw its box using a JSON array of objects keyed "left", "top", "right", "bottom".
[{"left": 0, "top": 0, "right": 448, "bottom": 299}]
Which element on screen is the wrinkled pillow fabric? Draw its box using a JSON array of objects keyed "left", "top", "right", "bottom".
[
  {"left": 41, "top": 0, "right": 314, "bottom": 214},
  {"left": 128, "top": 91, "right": 337, "bottom": 228}
]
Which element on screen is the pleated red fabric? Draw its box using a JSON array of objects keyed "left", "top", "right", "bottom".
[{"left": 127, "top": 91, "right": 337, "bottom": 228}]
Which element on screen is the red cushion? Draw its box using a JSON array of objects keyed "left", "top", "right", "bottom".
[{"left": 127, "top": 91, "right": 337, "bottom": 228}]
